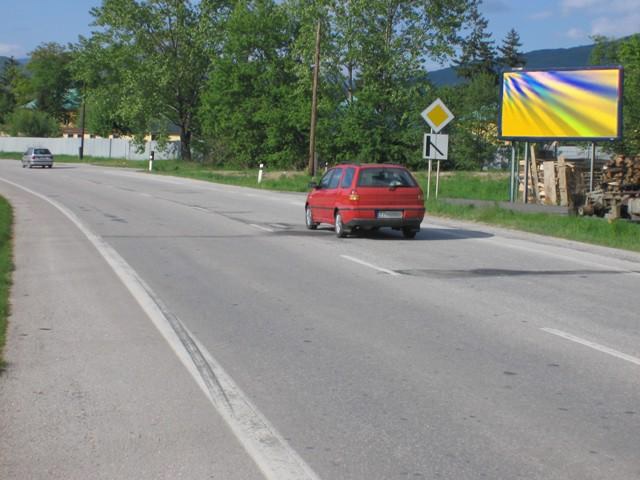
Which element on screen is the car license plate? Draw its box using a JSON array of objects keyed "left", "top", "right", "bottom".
[{"left": 377, "top": 210, "right": 403, "bottom": 219}]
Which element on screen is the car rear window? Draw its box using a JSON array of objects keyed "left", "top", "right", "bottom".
[
  {"left": 34, "top": 149, "right": 51, "bottom": 155},
  {"left": 356, "top": 167, "right": 417, "bottom": 187},
  {"left": 341, "top": 167, "right": 355, "bottom": 188}
]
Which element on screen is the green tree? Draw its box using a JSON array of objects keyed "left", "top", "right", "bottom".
[
  {"left": 590, "top": 34, "right": 640, "bottom": 155},
  {"left": 6, "top": 109, "right": 60, "bottom": 137},
  {"left": 454, "top": 2, "right": 496, "bottom": 80},
  {"left": 289, "top": 0, "right": 476, "bottom": 166},
  {"left": 497, "top": 28, "right": 525, "bottom": 70},
  {"left": 26, "top": 43, "right": 74, "bottom": 122},
  {"left": 73, "top": 0, "right": 231, "bottom": 161},
  {"left": 199, "top": 0, "right": 307, "bottom": 168},
  {"left": 617, "top": 35, "right": 640, "bottom": 154},
  {"left": 0, "top": 57, "right": 20, "bottom": 123},
  {"left": 439, "top": 72, "right": 500, "bottom": 169}
]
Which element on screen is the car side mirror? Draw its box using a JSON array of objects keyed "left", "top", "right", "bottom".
[{"left": 308, "top": 181, "right": 319, "bottom": 189}]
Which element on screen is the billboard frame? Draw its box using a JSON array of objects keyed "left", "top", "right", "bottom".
[{"left": 498, "top": 65, "right": 624, "bottom": 142}]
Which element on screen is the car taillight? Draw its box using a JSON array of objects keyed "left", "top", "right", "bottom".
[
  {"left": 417, "top": 192, "right": 424, "bottom": 201},
  {"left": 348, "top": 190, "right": 360, "bottom": 201}
]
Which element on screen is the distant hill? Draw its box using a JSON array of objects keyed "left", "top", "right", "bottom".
[
  {"left": 0, "top": 56, "right": 28, "bottom": 73},
  {"left": 428, "top": 43, "right": 596, "bottom": 87}
]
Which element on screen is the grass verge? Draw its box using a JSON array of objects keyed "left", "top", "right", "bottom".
[
  {"left": 426, "top": 199, "right": 640, "bottom": 252},
  {"left": 415, "top": 171, "right": 510, "bottom": 201},
  {"left": 0, "top": 196, "right": 13, "bottom": 370},
  {"left": 152, "top": 162, "right": 313, "bottom": 191}
]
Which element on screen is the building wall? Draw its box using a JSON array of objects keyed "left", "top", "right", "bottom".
[{"left": 0, "top": 136, "right": 179, "bottom": 160}]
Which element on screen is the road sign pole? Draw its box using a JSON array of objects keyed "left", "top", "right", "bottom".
[
  {"left": 435, "top": 159, "right": 441, "bottom": 199},
  {"left": 427, "top": 159, "right": 432, "bottom": 200},
  {"left": 426, "top": 128, "right": 434, "bottom": 200},
  {"left": 421, "top": 99, "right": 453, "bottom": 202}
]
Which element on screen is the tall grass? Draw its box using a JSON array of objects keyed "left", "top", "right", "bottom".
[
  {"left": 0, "top": 197, "right": 13, "bottom": 370},
  {"left": 427, "top": 200, "right": 640, "bottom": 252},
  {"left": 415, "top": 171, "right": 510, "bottom": 201}
]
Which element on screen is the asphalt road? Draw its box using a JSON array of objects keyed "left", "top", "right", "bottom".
[{"left": 1, "top": 160, "right": 639, "bottom": 480}]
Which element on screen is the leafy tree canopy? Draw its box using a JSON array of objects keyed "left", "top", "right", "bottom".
[
  {"left": 25, "top": 43, "right": 74, "bottom": 122},
  {"left": 73, "top": 0, "right": 232, "bottom": 160},
  {"left": 590, "top": 34, "right": 640, "bottom": 155}
]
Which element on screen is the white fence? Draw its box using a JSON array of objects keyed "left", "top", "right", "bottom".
[{"left": 0, "top": 136, "right": 180, "bottom": 160}]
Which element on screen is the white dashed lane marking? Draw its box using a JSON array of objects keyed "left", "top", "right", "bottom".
[{"left": 541, "top": 328, "right": 640, "bottom": 367}]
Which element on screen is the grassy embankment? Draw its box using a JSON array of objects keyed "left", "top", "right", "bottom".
[
  {"left": 0, "top": 197, "right": 13, "bottom": 370},
  {"left": 1, "top": 152, "right": 638, "bottom": 252},
  {"left": 419, "top": 172, "right": 640, "bottom": 253}
]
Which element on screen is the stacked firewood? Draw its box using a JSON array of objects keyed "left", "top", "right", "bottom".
[{"left": 601, "top": 155, "right": 640, "bottom": 189}]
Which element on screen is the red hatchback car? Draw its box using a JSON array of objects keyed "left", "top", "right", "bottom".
[{"left": 305, "top": 164, "right": 425, "bottom": 238}]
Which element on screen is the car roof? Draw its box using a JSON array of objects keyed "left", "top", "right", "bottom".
[{"left": 332, "top": 163, "right": 405, "bottom": 169}]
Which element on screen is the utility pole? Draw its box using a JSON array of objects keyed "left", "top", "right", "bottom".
[
  {"left": 79, "top": 86, "right": 86, "bottom": 160},
  {"left": 308, "top": 21, "right": 321, "bottom": 177}
]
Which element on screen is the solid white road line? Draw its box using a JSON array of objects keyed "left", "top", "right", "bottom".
[
  {"left": 541, "top": 327, "right": 640, "bottom": 367},
  {"left": 250, "top": 223, "right": 275, "bottom": 233},
  {"left": 340, "top": 254, "right": 400, "bottom": 276},
  {"left": 0, "top": 177, "right": 322, "bottom": 480}
]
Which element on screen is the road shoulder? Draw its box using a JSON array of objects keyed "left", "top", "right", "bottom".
[{"left": 0, "top": 182, "right": 263, "bottom": 480}]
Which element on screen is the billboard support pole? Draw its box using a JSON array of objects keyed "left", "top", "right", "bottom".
[
  {"left": 589, "top": 142, "right": 596, "bottom": 192},
  {"left": 523, "top": 141, "right": 529, "bottom": 203},
  {"left": 509, "top": 144, "right": 516, "bottom": 202}
]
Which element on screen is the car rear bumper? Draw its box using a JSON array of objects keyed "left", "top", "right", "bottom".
[
  {"left": 341, "top": 207, "right": 425, "bottom": 230},
  {"left": 25, "top": 158, "right": 53, "bottom": 167},
  {"left": 344, "top": 218, "right": 423, "bottom": 229}
]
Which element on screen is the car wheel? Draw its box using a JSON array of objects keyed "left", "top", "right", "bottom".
[
  {"left": 22, "top": 162, "right": 26, "bottom": 168},
  {"left": 305, "top": 206, "right": 318, "bottom": 230},
  {"left": 402, "top": 227, "right": 418, "bottom": 239},
  {"left": 335, "top": 212, "right": 347, "bottom": 238}
]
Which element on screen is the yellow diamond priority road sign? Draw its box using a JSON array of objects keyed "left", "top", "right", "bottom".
[{"left": 421, "top": 98, "right": 454, "bottom": 133}]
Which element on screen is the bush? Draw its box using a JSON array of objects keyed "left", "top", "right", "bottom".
[{"left": 5, "top": 109, "right": 60, "bottom": 137}]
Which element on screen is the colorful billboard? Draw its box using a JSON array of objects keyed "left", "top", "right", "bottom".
[{"left": 499, "top": 67, "right": 623, "bottom": 141}]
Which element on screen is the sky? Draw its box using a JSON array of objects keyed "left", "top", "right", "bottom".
[{"left": 1, "top": 0, "right": 639, "bottom": 62}]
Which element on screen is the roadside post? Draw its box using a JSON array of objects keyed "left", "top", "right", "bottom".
[
  {"left": 509, "top": 142, "right": 516, "bottom": 203},
  {"left": 148, "top": 150, "right": 154, "bottom": 172},
  {"left": 421, "top": 98, "right": 454, "bottom": 199},
  {"left": 258, "top": 163, "right": 264, "bottom": 183}
]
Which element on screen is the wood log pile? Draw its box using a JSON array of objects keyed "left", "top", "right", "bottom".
[
  {"left": 518, "top": 147, "right": 577, "bottom": 206},
  {"left": 517, "top": 147, "right": 640, "bottom": 205},
  {"left": 601, "top": 155, "right": 640, "bottom": 190}
]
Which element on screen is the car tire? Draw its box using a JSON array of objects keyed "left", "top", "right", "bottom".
[
  {"left": 305, "top": 206, "right": 318, "bottom": 230},
  {"left": 22, "top": 162, "right": 26, "bottom": 168},
  {"left": 335, "top": 212, "right": 347, "bottom": 238},
  {"left": 402, "top": 227, "right": 417, "bottom": 239}
]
